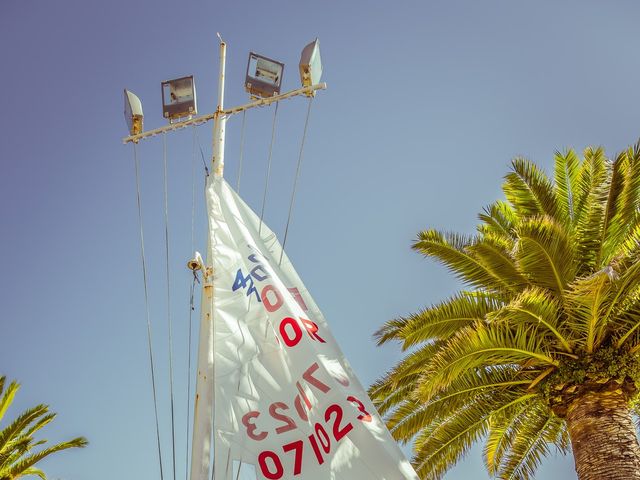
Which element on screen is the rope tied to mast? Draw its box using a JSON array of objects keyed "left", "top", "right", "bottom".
[
  {"left": 132, "top": 142, "right": 165, "bottom": 480},
  {"left": 194, "top": 126, "right": 210, "bottom": 177}
]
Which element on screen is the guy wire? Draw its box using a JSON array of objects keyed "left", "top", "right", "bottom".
[
  {"left": 236, "top": 110, "right": 247, "bottom": 194},
  {"left": 185, "top": 126, "right": 198, "bottom": 480},
  {"left": 133, "top": 143, "right": 165, "bottom": 480},
  {"left": 280, "top": 97, "right": 314, "bottom": 266},
  {"left": 259, "top": 101, "right": 280, "bottom": 235},
  {"left": 162, "top": 133, "right": 178, "bottom": 480}
]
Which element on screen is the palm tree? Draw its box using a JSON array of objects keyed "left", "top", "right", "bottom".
[
  {"left": 371, "top": 143, "right": 640, "bottom": 480},
  {"left": 0, "top": 376, "right": 87, "bottom": 479}
]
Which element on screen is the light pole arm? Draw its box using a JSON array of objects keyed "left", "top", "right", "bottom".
[{"left": 121, "top": 83, "right": 327, "bottom": 145}]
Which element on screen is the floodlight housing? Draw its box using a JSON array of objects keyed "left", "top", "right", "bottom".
[
  {"left": 245, "top": 52, "right": 284, "bottom": 98},
  {"left": 161, "top": 75, "right": 197, "bottom": 121},
  {"left": 124, "top": 89, "right": 144, "bottom": 136},
  {"left": 299, "top": 38, "right": 322, "bottom": 88}
]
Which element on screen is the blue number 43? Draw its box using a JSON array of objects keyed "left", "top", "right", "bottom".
[{"left": 232, "top": 269, "right": 261, "bottom": 302}]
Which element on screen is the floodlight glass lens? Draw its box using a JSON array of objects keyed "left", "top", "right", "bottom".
[
  {"left": 164, "top": 79, "right": 194, "bottom": 105},
  {"left": 248, "top": 55, "right": 282, "bottom": 87}
]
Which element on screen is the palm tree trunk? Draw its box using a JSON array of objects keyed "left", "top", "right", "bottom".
[{"left": 566, "top": 388, "right": 640, "bottom": 480}]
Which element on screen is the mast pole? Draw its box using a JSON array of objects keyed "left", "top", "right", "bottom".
[
  {"left": 212, "top": 34, "right": 227, "bottom": 177},
  {"left": 189, "top": 35, "right": 226, "bottom": 480}
]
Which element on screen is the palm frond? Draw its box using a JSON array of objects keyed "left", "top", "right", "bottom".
[
  {"left": 598, "top": 151, "right": 625, "bottom": 265},
  {"left": 377, "top": 292, "right": 502, "bottom": 350},
  {"left": 373, "top": 317, "right": 409, "bottom": 345},
  {"left": 0, "top": 406, "right": 49, "bottom": 452},
  {"left": 369, "top": 376, "right": 419, "bottom": 417},
  {"left": 5, "top": 437, "right": 88, "bottom": 478},
  {"left": 574, "top": 147, "right": 608, "bottom": 274},
  {"left": 368, "top": 342, "right": 442, "bottom": 414},
  {"left": 18, "top": 466, "right": 46, "bottom": 479},
  {"left": 601, "top": 145, "right": 640, "bottom": 263},
  {"left": 483, "top": 395, "right": 532, "bottom": 475},
  {"left": 417, "top": 323, "right": 557, "bottom": 400},
  {"left": 503, "top": 157, "right": 560, "bottom": 221},
  {"left": 564, "top": 267, "right": 617, "bottom": 353},
  {"left": 489, "top": 287, "right": 572, "bottom": 352},
  {"left": 468, "top": 235, "right": 530, "bottom": 293},
  {"left": 553, "top": 149, "right": 580, "bottom": 224},
  {"left": 610, "top": 219, "right": 640, "bottom": 263},
  {"left": 0, "top": 380, "right": 18, "bottom": 423},
  {"left": 413, "top": 230, "right": 515, "bottom": 293},
  {"left": 413, "top": 393, "right": 536, "bottom": 480},
  {"left": 498, "top": 404, "right": 566, "bottom": 480},
  {"left": 612, "top": 292, "right": 640, "bottom": 349},
  {"left": 515, "top": 216, "right": 576, "bottom": 298},
  {"left": 478, "top": 201, "right": 518, "bottom": 240},
  {"left": 388, "top": 367, "right": 532, "bottom": 441}
]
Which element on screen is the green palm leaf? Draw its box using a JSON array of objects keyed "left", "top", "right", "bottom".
[
  {"left": 413, "top": 230, "right": 515, "bottom": 293},
  {"left": 478, "top": 201, "right": 517, "bottom": 240},
  {"left": 553, "top": 149, "right": 580, "bottom": 223},
  {"left": 504, "top": 158, "right": 560, "bottom": 221},
  {"left": 515, "top": 215, "right": 576, "bottom": 297},
  {"left": 498, "top": 403, "right": 567, "bottom": 480},
  {"left": 0, "top": 379, "right": 18, "bottom": 423},
  {"left": 574, "top": 147, "right": 608, "bottom": 273},
  {"left": 375, "top": 292, "right": 502, "bottom": 350},
  {"left": 418, "top": 323, "right": 557, "bottom": 400},
  {"left": 0, "top": 378, "right": 86, "bottom": 479},
  {"left": 3, "top": 437, "right": 88, "bottom": 478}
]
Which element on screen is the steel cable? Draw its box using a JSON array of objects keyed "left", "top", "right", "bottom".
[
  {"left": 184, "top": 126, "right": 199, "bottom": 480},
  {"left": 280, "top": 96, "right": 314, "bottom": 266},
  {"left": 162, "top": 133, "right": 178, "bottom": 480},
  {"left": 259, "top": 101, "right": 280, "bottom": 235},
  {"left": 236, "top": 110, "right": 247, "bottom": 194},
  {"left": 133, "top": 143, "right": 165, "bottom": 480}
]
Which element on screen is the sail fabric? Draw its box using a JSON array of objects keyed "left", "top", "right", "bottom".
[{"left": 207, "top": 176, "right": 418, "bottom": 480}]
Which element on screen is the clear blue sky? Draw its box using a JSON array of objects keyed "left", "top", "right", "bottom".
[{"left": 2, "top": 1, "right": 639, "bottom": 478}]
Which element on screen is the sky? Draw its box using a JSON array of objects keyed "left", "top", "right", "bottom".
[{"left": 2, "top": 0, "right": 640, "bottom": 479}]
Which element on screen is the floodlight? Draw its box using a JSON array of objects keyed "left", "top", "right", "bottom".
[
  {"left": 161, "top": 75, "right": 197, "bottom": 121},
  {"left": 245, "top": 52, "right": 284, "bottom": 98},
  {"left": 124, "top": 89, "right": 144, "bottom": 136},
  {"left": 299, "top": 38, "right": 322, "bottom": 88}
]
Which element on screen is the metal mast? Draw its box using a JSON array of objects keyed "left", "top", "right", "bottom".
[{"left": 189, "top": 36, "right": 226, "bottom": 480}]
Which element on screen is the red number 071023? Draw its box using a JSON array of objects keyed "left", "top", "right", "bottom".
[{"left": 257, "top": 397, "right": 371, "bottom": 479}]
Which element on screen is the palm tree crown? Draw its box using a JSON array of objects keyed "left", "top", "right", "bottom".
[
  {"left": 0, "top": 376, "right": 87, "bottom": 479},
  {"left": 371, "top": 144, "right": 640, "bottom": 479}
]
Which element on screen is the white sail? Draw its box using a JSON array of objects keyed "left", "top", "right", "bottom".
[{"left": 207, "top": 176, "right": 418, "bottom": 480}]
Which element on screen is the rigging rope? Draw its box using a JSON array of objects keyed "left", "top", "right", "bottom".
[
  {"left": 194, "top": 127, "right": 210, "bottom": 177},
  {"left": 162, "top": 133, "right": 178, "bottom": 480},
  {"left": 279, "top": 97, "right": 314, "bottom": 266},
  {"left": 236, "top": 110, "right": 247, "bottom": 193},
  {"left": 185, "top": 273, "right": 196, "bottom": 480},
  {"left": 185, "top": 126, "right": 198, "bottom": 480},
  {"left": 259, "top": 101, "right": 280, "bottom": 235},
  {"left": 133, "top": 143, "right": 165, "bottom": 480}
]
